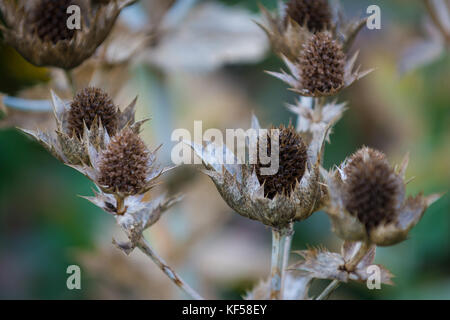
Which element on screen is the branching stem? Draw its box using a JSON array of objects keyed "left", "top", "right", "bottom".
[{"left": 136, "top": 237, "right": 204, "bottom": 300}]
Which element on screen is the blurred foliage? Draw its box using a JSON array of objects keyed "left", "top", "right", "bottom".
[{"left": 0, "top": 0, "right": 449, "bottom": 299}]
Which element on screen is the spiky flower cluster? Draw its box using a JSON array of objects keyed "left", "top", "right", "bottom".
[
  {"left": 256, "top": 125, "right": 307, "bottom": 199},
  {"left": 343, "top": 148, "right": 403, "bottom": 231},
  {"left": 285, "top": 0, "right": 332, "bottom": 33},
  {"left": 29, "top": 0, "right": 76, "bottom": 44},
  {"left": 299, "top": 32, "right": 345, "bottom": 94},
  {"left": 98, "top": 128, "right": 150, "bottom": 195},
  {"left": 68, "top": 87, "right": 119, "bottom": 137}
]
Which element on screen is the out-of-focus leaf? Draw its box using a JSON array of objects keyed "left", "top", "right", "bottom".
[
  {"left": 399, "top": 39, "right": 444, "bottom": 74},
  {"left": 139, "top": 2, "right": 269, "bottom": 72}
]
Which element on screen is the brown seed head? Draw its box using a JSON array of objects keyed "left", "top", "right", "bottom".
[
  {"left": 256, "top": 125, "right": 307, "bottom": 199},
  {"left": 285, "top": 0, "right": 332, "bottom": 33},
  {"left": 98, "top": 128, "right": 150, "bottom": 195},
  {"left": 68, "top": 87, "right": 118, "bottom": 137},
  {"left": 343, "top": 148, "right": 403, "bottom": 231},
  {"left": 29, "top": 0, "right": 77, "bottom": 44},
  {"left": 299, "top": 32, "right": 345, "bottom": 95}
]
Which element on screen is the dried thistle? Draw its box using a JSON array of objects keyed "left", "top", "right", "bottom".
[
  {"left": 68, "top": 125, "right": 178, "bottom": 244},
  {"left": 255, "top": 125, "right": 308, "bottom": 199},
  {"left": 22, "top": 89, "right": 139, "bottom": 165},
  {"left": 97, "top": 128, "right": 151, "bottom": 195},
  {"left": 29, "top": 0, "right": 77, "bottom": 44},
  {"left": 68, "top": 87, "right": 118, "bottom": 138},
  {"left": 325, "top": 147, "right": 441, "bottom": 246},
  {"left": 257, "top": 0, "right": 367, "bottom": 61},
  {"left": 284, "top": 0, "right": 332, "bottom": 33},
  {"left": 187, "top": 114, "right": 331, "bottom": 229},
  {"left": 268, "top": 32, "right": 372, "bottom": 97},
  {"left": 0, "top": 0, "right": 137, "bottom": 69}
]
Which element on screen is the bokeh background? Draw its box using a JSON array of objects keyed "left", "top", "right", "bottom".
[{"left": 0, "top": 0, "right": 449, "bottom": 299}]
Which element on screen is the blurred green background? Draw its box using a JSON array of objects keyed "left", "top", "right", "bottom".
[{"left": 0, "top": 0, "right": 449, "bottom": 299}]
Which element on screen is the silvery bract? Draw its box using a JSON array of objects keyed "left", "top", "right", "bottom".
[
  {"left": 186, "top": 114, "right": 331, "bottom": 229},
  {"left": 325, "top": 149, "right": 441, "bottom": 246},
  {"left": 22, "top": 91, "right": 139, "bottom": 165},
  {"left": 257, "top": 0, "right": 368, "bottom": 62},
  {"left": 289, "top": 241, "right": 393, "bottom": 285}
]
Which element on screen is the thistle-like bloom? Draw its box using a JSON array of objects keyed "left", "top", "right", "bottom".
[
  {"left": 0, "top": 0, "right": 137, "bottom": 69},
  {"left": 325, "top": 147, "right": 441, "bottom": 246},
  {"left": 268, "top": 32, "right": 372, "bottom": 97},
  {"left": 284, "top": 0, "right": 332, "bottom": 33},
  {"left": 70, "top": 127, "right": 179, "bottom": 247},
  {"left": 23, "top": 88, "right": 139, "bottom": 165},
  {"left": 187, "top": 115, "right": 331, "bottom": 229},
  {"left": 258, "top": 0, "right": 367, "bottom": 61}
]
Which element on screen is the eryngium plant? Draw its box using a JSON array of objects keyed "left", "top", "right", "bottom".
[
  {"left": 325, "top": 147, "right": 441, "bottom": 247},
  {"left": 22, "top": 88, "right": 140, "bottom": 165},
  {"left": 284, "top": 0, "right": 332, "bottom": 33},
  {"left": 268, "top": 31, "right": 372, "bottom": 97},
  {"left": 257, "top": 0, "right": 367, "bottom": 62},
  {"left": 0, "top": 0, "right": 137, "bottom": 69},
  {"left": 188, "top": 114, "right": 329, "bottom": 229}
]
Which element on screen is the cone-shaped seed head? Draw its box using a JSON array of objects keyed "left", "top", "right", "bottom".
[
  {"left": 299, "top": 32, "right": 345, "bottom": 94},
  {"left": 344, "top": 148, "right": 403, "bottom": 231},
  {"left": 256, "top": 125, "right": 307, "bottom": 199},
  {"left": 68, "top": 87, "right": 118, "bottom": 137},
  {"left": 285, "top": 0, "right": 332, "bottom": 33},
  {"left": 29, "top": 0, "right": 77, "bottom": 44},
  {"left": 98, "top": 128, "right": 150, "bottom": 195}
]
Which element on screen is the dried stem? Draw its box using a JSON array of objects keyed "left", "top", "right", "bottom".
[
  {"left": 316, "top": 279, "right": 340, "bottom": 300},
  {"left": 270, "top": 223, "right": 294, "bottom": 300},
  {"left": 424, "top": 0, "right": 450, "bottom": 44},
  {"left": 136, "top": 237, "right": 204, "bottom": 300},
  {"left": 344, "top": 241, "right": 370, "bottom": 272},
  {"left": 64, "top": 69, "right": 76, "bottom": 95}
]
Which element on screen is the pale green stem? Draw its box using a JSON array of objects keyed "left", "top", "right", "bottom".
[
  {"left": 270, "top": 223, "right": 294, "bottom": 300},
  {"left": 64, "top": 69, "right": 76, "bottom": 95},
  {"left": 136, "top": 237, "right": 204, "bottom": 300},
  {"left": 316, "top": 280, "right": 340, "bottom": 300}
]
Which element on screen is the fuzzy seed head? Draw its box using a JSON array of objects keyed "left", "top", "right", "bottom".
[
  {"left": 285, "top": 0, "right": 332, "bottom": 33},
  {"left": 30, "top": 0, "right": 77, "bottom": 44},
  {"left": 98, "top": 129, "right": 150, "bottom": 195},
  {"left": 299, "top": 32, "right": 345, "bottom": 94},
  {"left": 68, "top": 87, "right": 118, "bottom": 137},
  {"left": 256, "top": 125, "right": 307, "bottom": 199},
  {"left": 343, "top": 148, "right": 403, "bottom": 231}
]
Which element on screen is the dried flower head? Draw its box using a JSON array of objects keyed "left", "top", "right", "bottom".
[
  {"left": 65, "top": 118, "right": 179, "bottom": 249},
  {"left": 68, "top": 87, "right": 118, "bottom": 137},
  {"left": 22, "top": 90, "right": 140, "bottom": 165},
  {"left": 325, "top": 147, "right": 441, "bottom": 246},
  {"left": 187, "top": 114, "right": 332, "bottom": 229},
  {"left": 299, "top": 32, "right": 345, "bottom": 94},
  {"left": 285, "top": 0, "right": 332, "bottom": 33},
  {"left": 0, "top": 0, "right": 137, "bottom": 69},
  {"left": 256, "top": 125, "right": 307, "bottom": 199},
  {"left": 343, "top": 149, "right": 403, "bottom": 231},
  {"left": 98, "top": 128, "right": 150, "bottom": 195},
  {"left": 69, "top": 122, "right": 175, "bottom": 215},
  {"left": 257, "top": 0, "right": 367, "bottom": 61},
  {"left": 29, "top": 0, "right": 76, "bottom": 44},
  {"left": 268, "top": 32, "right": 371, "bottom": 97}
]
